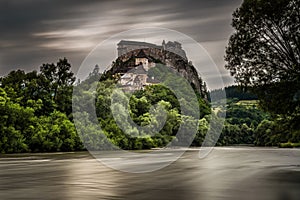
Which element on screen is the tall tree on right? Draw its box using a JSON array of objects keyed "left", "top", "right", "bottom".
[{"left": 225, "top": 0, "right": 300, "bottom": 119}]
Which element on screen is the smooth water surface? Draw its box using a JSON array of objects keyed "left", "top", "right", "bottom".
[{"left": 0, "top": 147, "right": 300, "bottom": 200}]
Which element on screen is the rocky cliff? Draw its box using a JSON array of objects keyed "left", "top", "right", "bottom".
[{"left": 107, "top": 48, "right": 208, "bottom": 99}]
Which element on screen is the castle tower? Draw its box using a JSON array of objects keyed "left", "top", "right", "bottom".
[
  {"left": 162, "top": 40, "right": 166, "bottom": 50},
  {"left": 135, "top": 49, "right": 149, "bottom": 71}
]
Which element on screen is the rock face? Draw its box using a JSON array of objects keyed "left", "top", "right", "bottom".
[{"left": 109, "top": 42, "right": 208, "bottom": 99}]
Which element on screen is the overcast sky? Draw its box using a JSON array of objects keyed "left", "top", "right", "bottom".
[{"left": 0, "top": 0, "right": 242, "bottom": 89}]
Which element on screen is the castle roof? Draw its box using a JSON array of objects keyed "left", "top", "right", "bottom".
[
  {"left": 121, "top": 73, "right": 132, "bottom": 79},
  {"left": 136, "top": 49, "right": 148, "bottom": 58},
  {"left": 133, "top": 65, "right": 147, "bottom": 74},
  {"left": 117, "top": 40, "right": 162, "bottom": 49}
]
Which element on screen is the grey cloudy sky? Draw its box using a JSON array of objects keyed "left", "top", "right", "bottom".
[{"left": 0, "top": 0, "right": 242, "bottom": 89}]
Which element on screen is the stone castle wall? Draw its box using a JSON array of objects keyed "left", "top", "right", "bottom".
[{"left": 117, "top": 40, "right": 187, "bottom": 60}]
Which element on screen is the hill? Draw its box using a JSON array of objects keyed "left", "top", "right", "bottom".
[{"left": 106, "top": 47, "right": 208, "bottom": 99}]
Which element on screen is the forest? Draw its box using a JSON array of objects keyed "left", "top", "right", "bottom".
[{"left": 0, "top": 57, "right": 299, "bottom": 153}]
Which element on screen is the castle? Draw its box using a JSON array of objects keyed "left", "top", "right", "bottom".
[
  {"left": 117, "top": 40, "right": 187, "bottom": 60},
  {"left": 110, "top": 40, "right": 207, "bottom": 98},
  {"left": 118, "top": 49, "right": 159, "bottom": 91}
]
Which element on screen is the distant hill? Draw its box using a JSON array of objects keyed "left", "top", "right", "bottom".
[{"left": 209, "top": 85, "right": 258, "bottom": 101}]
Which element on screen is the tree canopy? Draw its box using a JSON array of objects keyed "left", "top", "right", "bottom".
[{"left": 225, "top": 0, "right": 300, "bottom": 115}]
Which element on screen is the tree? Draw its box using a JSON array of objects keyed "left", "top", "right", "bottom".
[
  {"left": 0, "top": 88, "right": 33, "bottom": 153},
  {"left": 40, "top": 58, "right": 75, "bottom": 115},
  {"left": 225, "top": 0, "right": 300, "bottom": 115},
  {"left": 30, "top": 111, "right": 81, "bottom": 152},
  {"left": 0, "top": 70, "right": 26, "bottom": 103}
]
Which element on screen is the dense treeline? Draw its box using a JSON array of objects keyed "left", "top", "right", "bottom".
[
  {"left": 1, "top": 57, "right": 299, "bottom": 153},
  {"left": 0, "top": 58, "right": 83, "bottom": 153},
  {"left": 210, "top": 84, "right": 300, "bottom": 147},
  {"left": 216, "top": 101, "right": 267, "bottom": 146},
  {"left": 0, "top": 59, "right": 214, "bottom": 153},
  {"left": 213, "top": 98, "right": 300, "bottom": 147},
  {"left": 209, "top": 86, "right": 257, "bottom": 101},
  {"left": 73, "top": 64, "right": 212, "bottom": 150}
]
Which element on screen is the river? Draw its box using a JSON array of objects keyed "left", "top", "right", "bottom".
[{"left": 0, "top": 147, "right": 300, "bottom": 200}]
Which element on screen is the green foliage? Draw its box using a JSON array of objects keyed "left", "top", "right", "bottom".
[
  {"left": 210, "top": 85, "right": 257, "bottom": 101},
  {"left": 40, "top": 58, "right": 75, "bottom": 115},
  {"left": 0, "top": 88, "right": 32, "bottom": 153},
  {"left": 225, "top": 0, "right": 300, "bottom": 120},
  {"left": 225, "top": 0, "right": 299, "bottom": 86},
  {"left": 224, "top": 0, "right": 300, "bottom": 146},
  {"left": 215, "top": 100, "right": 268, "bottom": 146},
  {"left": 0, "top": 58, "right": 75, "bottom": 117},
  {"left": 253, "top": 117, "right": 300, "bottom": 147},
  {"left": 226, "top": 104, "right": 266, "bottom": 127},
  {"left": 73, "top": 71, "right": 211, "bottom": 150},
  {"left": 0, "top": 59, "right": 83, "bottom": 154},
  {"left": 279, "top": 142, "right": 300, "bottom": 148},
  {"left": 254, "top": 119, "right": 276, "bottom": 146},
  {"left": 0, "top": 57, "right": 211, "bottom": 153},
  {"left": 214, "top": 98, "right": 300, "bottom": 147},
  {"left": 30, "top": 111, "right": 80, "bottom": 152},
  {"left": 191, "top": 118, "right": 209, "bottom": 146},
  {"left": 5, "top": 52, "right": 300, "bottom": 153}
]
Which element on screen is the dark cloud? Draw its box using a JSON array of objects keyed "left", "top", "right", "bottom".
[{"left": 0, "top": 0, "right": 241, "bottom": 89}]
